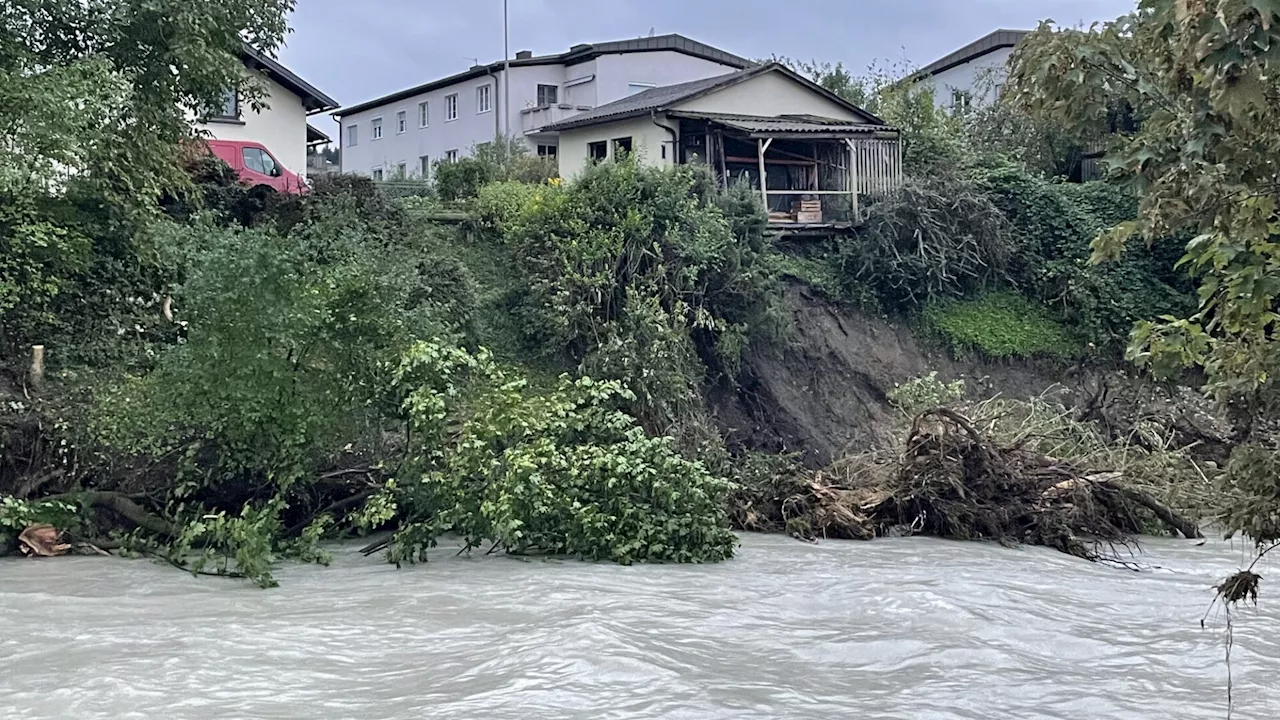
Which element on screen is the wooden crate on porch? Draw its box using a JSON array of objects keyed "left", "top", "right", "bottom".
[{"left": 791, "top": 198, "right": 823, "bottom": 223}]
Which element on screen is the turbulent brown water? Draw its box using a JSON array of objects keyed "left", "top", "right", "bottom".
[{"left": 2, "top": 535, "right": 1278, "bottom": 719}]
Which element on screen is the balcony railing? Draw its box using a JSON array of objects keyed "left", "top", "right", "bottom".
[{"left": 520, "top": 104, "right": 588, "bottom": 134}]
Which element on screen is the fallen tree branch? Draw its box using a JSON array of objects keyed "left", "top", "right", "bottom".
[
  {"left": 283, "top": 489, "right": 376, "bottom": 538},
  {"left": 46, "top": 491, "right": 175, "bottom": 537},
  {"left": 1086, "top": 473, "right": 1204, "bottom": 539}
]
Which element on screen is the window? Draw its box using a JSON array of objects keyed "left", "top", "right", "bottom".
[
  {"left": 242, "top": 147, "right": 265, "bottom": 174},
  {"left": 537, "top": 84, "right": 559, "bottom": 107},
  {"left": 394, "top": 162, "right": 407, "bottom": 179},
  {"left": 626, "top": 82, "right": 656, "bottom": 96},
  {"left": 588, "top": 141, "right": 608, "bottom": 162},
  {"left": 420, "top": 155, "right": 430, "bottom": 177},
  {"left": 537, "top": 144, "right": 557, "bottom": 157},
  {"left": 445, "top": 94, "right": 458, "bottom": 121},
  {"left": 419, "top": 101, "right": 429, "bottom": 127},
  {"left": 445, "top": 149, "right": 459, "bottom": 163},
  {"left": 346, "top": 125, "right": 358, "bottom": 147},
  {"left": 612, "top": 136, "right": 633, "bottom": 157},
  {"left": 477, "top": 84, "right": 492, "bottom": 114},
  {"left": 397, "top": 110, "right": 407, "bottom": 134},
  {"left": 950, "top": 89, "right": 972, "bottom": 113},
  {"left": 210, "top": 89, "right": 239, "bottom": 120},
  {"left": 372, "top": 167, "right": 384, "bottom": 181},
  {"left": 371, "top": 117, "right": 383, "bottom": 140}
]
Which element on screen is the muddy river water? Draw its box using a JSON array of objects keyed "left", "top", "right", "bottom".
[{"left": 2, "top": 534, "right": 1278, "bottom": 719}]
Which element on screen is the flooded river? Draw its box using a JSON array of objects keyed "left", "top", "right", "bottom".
[{"left": 2, "top": 535, "right": 1278, "bottom": 719}]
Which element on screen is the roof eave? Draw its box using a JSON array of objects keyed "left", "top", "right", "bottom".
[{"left": 242, "top": 46, "right": 339, "bottom": 112}]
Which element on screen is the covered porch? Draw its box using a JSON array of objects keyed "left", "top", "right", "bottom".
[{"left": 672, "top": 112, "right": 903, "bottom": 225}]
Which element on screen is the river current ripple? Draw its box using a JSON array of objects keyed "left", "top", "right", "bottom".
[{"left": 2, "top": 534, "right": 1278, "bottom": 719}]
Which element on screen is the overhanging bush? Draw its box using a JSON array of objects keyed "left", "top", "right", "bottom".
[{"left": 371, "top": 341, "right": 739, "bottom": 565}]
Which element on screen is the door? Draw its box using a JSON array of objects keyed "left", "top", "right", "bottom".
[{"left": 240, "top": 145, "right": 286, "bottom": 191}]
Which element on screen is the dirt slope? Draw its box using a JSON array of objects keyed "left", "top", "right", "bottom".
[{"left": 711, "top": 283, "right": 1059, "bottom": 466}]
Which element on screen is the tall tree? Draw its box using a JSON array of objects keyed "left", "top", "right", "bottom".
[
  {"left": 1007, "top": 1, "right": 1280, "bottom": 546},
  {"left": 0, "top": 0, "right": 295, "bottom": 204}
]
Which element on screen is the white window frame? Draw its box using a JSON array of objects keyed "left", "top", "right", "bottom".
[
  {"left": 395, "top": 161, "right": 407, "bottom": 179},
  {"left": 445, "top": 94, "right": 458, "bottom": 122},
  {"left": 477, "top": 84, "right": 492, "bottom": 114},
  {"left": 420, "top": 155, "right": 431, "bottom": 177},
  {"left": 346, "top": 125, "right": 358, "bottom": 147},
  {"left": 445, "top": 149, "right": 459, "bottom": 163},
  {"left": 418, "top": 100, "right": 429, "bottom": 128},
  {"left": 396, "top": 110, "right": 407, "bottom": 134},
  {"left": 371, "top": 116, "right": 383, "bottom": 141},
  {"left": 371, "top": 167, "right": 384, "bottom": 181}
]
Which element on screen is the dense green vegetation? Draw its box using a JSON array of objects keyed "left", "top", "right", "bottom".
[{"left": 11, "top": 0, "right": 1268, "bottom": 593}]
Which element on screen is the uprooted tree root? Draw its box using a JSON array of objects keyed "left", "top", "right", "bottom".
[{"left": 735, "top": 408, "right": 1204, "bottom": 562}]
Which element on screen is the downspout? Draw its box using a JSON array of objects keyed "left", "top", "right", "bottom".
[
  {"left": 651, "top": 110, "right": 676, "bottom": 164},
  {"left": 485, "top": 68, "right": 502, "bottom": 139}
]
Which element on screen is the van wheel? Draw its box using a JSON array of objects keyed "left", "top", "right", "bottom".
[{"left": 250, "top": 184, "right": 276, "bottom": 200}]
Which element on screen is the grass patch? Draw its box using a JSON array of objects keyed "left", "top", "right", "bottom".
[{"left": 923, "top": 291, "right": 1082, "bottom": 359}]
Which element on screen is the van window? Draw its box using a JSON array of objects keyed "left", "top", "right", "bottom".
[
  {"left": 242, "top": 147, "right": 266, "bottom": 174},
  {"left": 242, "top": 147, "right": 280, "bottom": 176}
]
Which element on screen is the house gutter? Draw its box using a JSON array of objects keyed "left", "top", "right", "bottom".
[{"left": 651, "top": 111, "right": 676, "bottom": 163}]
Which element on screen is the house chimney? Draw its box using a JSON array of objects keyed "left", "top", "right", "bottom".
[{"left": 515, "top": 50, "right": 533, "bottom": 60}]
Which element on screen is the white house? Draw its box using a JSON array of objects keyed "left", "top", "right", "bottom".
[
  {"left": 332, "top": 34, "right": 752, "bottom": 180},
  {"left": 545, "top": 63, "right": 902, "bottom": 224},
  {"left": 196, "top": 46, "right": 339, "bottom": 180},
  {"left": 906, "top": 29, "right": 1029, "bottom": 112}
]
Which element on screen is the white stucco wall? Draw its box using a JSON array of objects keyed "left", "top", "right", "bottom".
[
  {"left": 197, "top": 74, "right": 309, "bottom": 179},
  {"left": 336, "top": 50, "right": 743, "bottom": 179},
  {"left": 674, "top": 72, "right": 868, "bottom": 121},
  {"left": 339, "top": 73, "right": 504, "bottom": 178},
  {"left": 558, "top": 115, "right": 675, "bottom": 179},
  {"left": 591, "top": 52, "right": 737, "bottom": 104},
  {"left": 916, "top": 46, "right": 1015, "bottom": 110}
]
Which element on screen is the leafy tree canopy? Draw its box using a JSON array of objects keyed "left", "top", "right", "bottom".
[{"left": 1009, "top": 0, "right": 1280, "bottom": 542}]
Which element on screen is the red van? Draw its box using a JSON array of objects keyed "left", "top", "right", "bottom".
[{"left": 206, "top": 139, "right": 309, "bottom": 195}]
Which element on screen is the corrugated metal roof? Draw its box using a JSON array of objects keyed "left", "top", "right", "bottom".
[{"left": 673, "top": 112, "right": 889, "bottom": 135}]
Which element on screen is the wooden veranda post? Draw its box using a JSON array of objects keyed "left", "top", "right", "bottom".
[
  {"left": 757, "top": 138, "right": 773, "bottom": 210},
  {"left": 845, "top": 138, "right": 860, "bottom": 220}
]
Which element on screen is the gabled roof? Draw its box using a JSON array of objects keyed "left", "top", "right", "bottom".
[
  {"left": 242, "top": 45, "right": 339, "bottom": 113},
  {"left": 906, "top": 29, "right": 1030, "bottom": 83},
  {"left": 334, "top": 34, "right": 753, "bottom": 118},
  {"left": 542, "top": 63, "right": 886, "bottom": 132}
]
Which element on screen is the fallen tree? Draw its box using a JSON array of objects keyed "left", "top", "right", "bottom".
[{"left": 734, "top": 401, "right": 1205, "bottom": 562}]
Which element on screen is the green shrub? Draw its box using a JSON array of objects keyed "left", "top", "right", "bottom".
[
  {"left": 375, "top": 341, "right": 738, "bottom": 565},
  {"left": 434, "top": 158, "right": 490, "bottom": 201},
  {"left": 924, "top": 291, "right": 1082, "bottom": 359},
  {"left": 472, "top": 160, "right": 775, "bottom": 432},
  {"left": 887, "top": 372, "right": 967, "bottom": 415},
  {"left": 842, "top": 174, "right": 1014, "bottom": 310}
]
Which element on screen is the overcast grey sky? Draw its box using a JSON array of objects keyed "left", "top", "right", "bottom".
[{"left": 281, "top": 0, "right": 1137, "bottom": 112}]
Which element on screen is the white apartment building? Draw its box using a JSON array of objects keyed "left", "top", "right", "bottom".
[
  {"left": 906, "top": 29, "right": 1029, "bottom": 112},
  {"left": 333, "top": 34, "right": 752, "bottom": 180}
]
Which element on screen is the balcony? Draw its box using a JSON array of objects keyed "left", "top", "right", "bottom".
[{"left": 520, "top": 103, "right": 589, "bottom": 135}]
